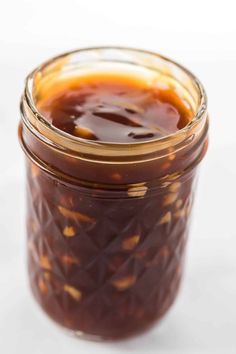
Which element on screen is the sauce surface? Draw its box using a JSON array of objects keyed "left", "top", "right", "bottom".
[{"left": 38, "top": 75, "right": 192, "bottom": 143}]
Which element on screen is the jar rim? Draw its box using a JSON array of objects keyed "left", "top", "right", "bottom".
[{"left": 21, "top": 46, "right": 208, "bottom": 161}]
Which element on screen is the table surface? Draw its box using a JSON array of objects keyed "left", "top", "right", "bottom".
[{"left": 0, "top": 1, "right": 236, "bottom": 353}]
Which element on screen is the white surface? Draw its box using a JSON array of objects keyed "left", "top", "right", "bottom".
[{"left": 0, "top": 1, "right": 236, "bottom": 353}]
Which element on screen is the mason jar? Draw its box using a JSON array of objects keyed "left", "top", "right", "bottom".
[{"left": 18, "top": 47, "right": 208, "bottom": 340}]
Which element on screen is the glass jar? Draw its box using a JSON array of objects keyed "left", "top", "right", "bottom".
[{"left": 19, "top": 47, "right": 208, "bottom": 340}]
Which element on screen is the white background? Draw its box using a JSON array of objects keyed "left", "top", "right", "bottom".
[{"left": 0, "top": 1, "right": 236, "bottom": 353}]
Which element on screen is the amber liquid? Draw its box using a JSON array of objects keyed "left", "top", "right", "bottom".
[
  {"left": 24, "top": 73, "right": 201, "bottom": 339},
  {"left": 38, "top": 74, "right": 191, "bottom": 143}
]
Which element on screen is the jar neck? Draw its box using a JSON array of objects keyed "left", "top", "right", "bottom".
[
  {"left": 19, "top": 47, "right": 208, "bottom": 187},
  {"left": 21, "top": 96, "right": 208, "bottom": 161},
  {"left": 21, "top": 47, "right": 208, "bottom": 164}
]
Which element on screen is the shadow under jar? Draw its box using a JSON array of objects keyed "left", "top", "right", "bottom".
[{"left": 19, "top": 47, "right": 208, "bottom": 340}]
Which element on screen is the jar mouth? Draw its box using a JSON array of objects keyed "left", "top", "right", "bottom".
[{"left": 21, "top": 46, "right": 208, "bottom": 160}]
